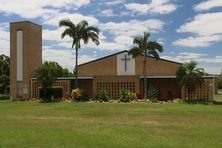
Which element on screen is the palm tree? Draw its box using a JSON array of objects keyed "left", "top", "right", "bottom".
[
  {"left": 129, "top": 32, "right": 163, "bottom": 98},
  {"left": 59, "top": 19, "right": 100, "bottom": 88},
  {"left": 176, "top": 61, "right": 204, "bottom": 100}
]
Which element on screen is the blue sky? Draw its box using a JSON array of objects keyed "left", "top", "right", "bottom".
[{"left": 0, "top": 0, "right": 222, "bottom": 74}]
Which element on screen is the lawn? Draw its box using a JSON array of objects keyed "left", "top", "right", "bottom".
[{"left": 0, "top": 101, "right": 221, "bottom": 148}]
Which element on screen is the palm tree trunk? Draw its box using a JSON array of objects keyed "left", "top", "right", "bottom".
[
  {"left": 75, "top": 46, "right": 78, "bottom": 88},
  {"left": 144, "top": 50, "right": 147, "bottom": 99}
]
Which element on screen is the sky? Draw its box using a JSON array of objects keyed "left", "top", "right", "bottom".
[{"left": 0, "top": 0, "right": 222, "bottom": 74}]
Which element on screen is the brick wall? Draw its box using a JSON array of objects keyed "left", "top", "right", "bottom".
[{"left": 181, "top": 78, "right": 215, "bottom": 101}]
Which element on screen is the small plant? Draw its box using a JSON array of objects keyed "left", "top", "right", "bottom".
[
  {"left": 147, "top": 86, "right": 158, "bottom": 102},
  {"left": 71, "top": 88, "right": 89, "bottom": 102},
  {"left": 119, "top": 89, "right": 137, "bottom": 102},
  {"left": 95, "top": 89, "right": 109, "bottom": 102},
  {"left": 128, "top": 92, "right": 137, "bottom": 100},
  {"left": 71, "top": 88, "right": 81, "bottom": 100}
]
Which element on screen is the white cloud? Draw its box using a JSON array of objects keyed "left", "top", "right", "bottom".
[
  {"left": 162, "top": 52, "right": 222, "bottom": 74},
  {"left": 125, "top": 3, "right": 149, "bottom": 14},
  {"left": 99, "top": 19, "right": 165, "bottom": 37},
  {"left": 0, "top": 23, "right": 9, "bottom": 56},
  {"left": 82, "top": 39, "right": 129, "bottom": 51},
  {"left": 125, "top": 0, "right": 177, "bottom": 15},
  {"left": 173, "top": 35, "right": 222, "bottom": 47},
  {"left": 201, "top": 66, "right": 221, "bottom": 74},
  {"left": 101, "top": 9, "right": 114, "bottom": 17},
  {"left": 105, "top": 0, "right": 126, "bottom": 6},
  {"left": 162, "top": 52, "right": 207, "bottom": 63},
  {"left": 177, "top": 12, "right": 222, "bottom": 36},
  {"left": 43, "top": 48, "right": 96, "bottom": 71},
  {"left": 194, "top": 0, "right": 222, "bottom": 11},
  {"left": 157, "top": 38, "right": 165, "bottom": 45},
  {"left": 44, "top": 19, "right": 164, "bottom": 52},
  {"left": 174, "top": 12, "right": 222, "bottom": 47},
  {"left": 43, "top": 12, "right": 99, "bottom": 27},
  {"left": 0, "top": 0, "right": 90, "bottom": 19}
]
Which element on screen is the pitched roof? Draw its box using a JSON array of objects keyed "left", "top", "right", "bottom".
[{"left": 78, "top": 50, "right": 182, "bottom": 67}]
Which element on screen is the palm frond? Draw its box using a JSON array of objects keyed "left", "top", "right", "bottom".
[
  {"left": 78, "top": 20, "right": 89, "bottom": 28},
  {"left": 61, "top": 28, "right": 73, "bottom": 39},
  {"left": 133, "top": 37, "right": 143, "bottom": 47},
  {"left": 59, "top": 19, "right": 75, "bottom": 28},
  {"left": 147, "top": 41, "right": 163, "bottom": 52},
  {"left": 129, "top": 47, "right": 143, "bottom": 58},
  {"left": 86, "top": 26, "right": 99, "bottom": 34},
  {"left": 148, "top": 50, "right": 160, "bottom": 60}
]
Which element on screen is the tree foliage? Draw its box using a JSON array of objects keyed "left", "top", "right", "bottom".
[
  {"left": 0, "top": 54, "right": 10, "bottom": 94},
  {"left": 176, "top": 61, "right": 204, "bottom": 99},
  {"left": 34, "top": 61, "right": 71, "bottom": 100},
  {"left": 59, "top": 19, "right": 100, "bottom": 88},
  {"left": 129, "top": 32, "right": 163, "bottom": 98}
]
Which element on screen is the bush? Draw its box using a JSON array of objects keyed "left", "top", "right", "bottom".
[
  {"left": 119, "top": 89, "right": 137, "bottom": 102},
  {"left": 39, "top": 87, "right": 63, "bottom": 101},
  {"left": 71, "top": 88, "right": 89, "bottom": 102},
  {"left": 218, "top": 76, "right": 222, "bottom": 89},
  {"left": 71, "top": 88, "right": 81, "bottom": 99},
  {"left": 147, "top": 86, "right": 158, "bottom": 102},
  {"left": 96, "top": 89, "right": 109, "bottom": 102}
]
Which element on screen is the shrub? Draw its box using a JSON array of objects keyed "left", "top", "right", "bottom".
[
  {"left": 71, "top": 88, "right": 81, "bottom": 99},
  {"left": 218, "top": 76, "right": 222, "bottom": 89},
  {"left": 119, "top": 89, "right": 137, "bottom": 102},
  {"left": 96, "top": 89, "right": 109, "bottom": 102},
  {"left": 128, "top": 92, "right": 137, "bottom": 100},
  {"left": 71, "top": 88, "right": 89, "bottom": 102},
  {"left": 39, "top": 87, "right": 63, "bottom": 101},
  {"left": 147, "top": 86, "right": 158, "bottom": 102}
]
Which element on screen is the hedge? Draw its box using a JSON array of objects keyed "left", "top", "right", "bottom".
[{"left": 39, "top": 87, "right": 63, "bottom": 100}]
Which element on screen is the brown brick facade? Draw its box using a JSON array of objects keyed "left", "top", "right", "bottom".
[
  {"left": 32, "top": 79, "right": 70, "bottom": 99},
  {"left": 9, "top": 22, "right": 217, "bottom": 101},
  {"left": 140, "top": 78, "right": 181, "bottom": 100},
  {"left": 92, "top": 76, "right": 140, "bottom": 99},
  {"left": 78, "top": 52, "right": 182, "bottom": 77},
  {"left": 78, "top": 55, "right": 117, "bottom": 76},
  {"left": 181, "top": 78, "right": 215, "bottom": 101},
  {"left": 135, "top": 55, "right": 181, "bottom": 76},
  {"left": 10, "top": 21, "right": 42, "bottom": 100}
]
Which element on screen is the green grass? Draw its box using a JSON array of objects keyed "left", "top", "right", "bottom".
[
  {"left": 0, "top": 94, "right": 10, "bottom": 100},
  {"left": 215, "top": 90, "right": 222, "bottom": 101},
  {"left": 0, "top": 101, "right": 221, "bottom": 148}
]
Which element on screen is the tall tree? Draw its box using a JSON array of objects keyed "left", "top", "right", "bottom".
[
  {"left": 176, "top": 61, "right": 204, "bottom": 100},
  {"left": 129, "top": 32, "right": 163, "bottom": 98},
  {"left": 0, "top": 54, "right": 10, "bottom": 94},
  {"left": 59, "top": 19, "right": 100, "bottom": 88}
]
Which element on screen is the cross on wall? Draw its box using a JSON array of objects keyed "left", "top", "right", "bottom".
[{"left": 121, "top": 54, "right": 131, "bottom": 71}]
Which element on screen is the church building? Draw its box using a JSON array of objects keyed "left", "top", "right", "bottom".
[
  {"left": 9, "top": 21, "right": 217, "bottom": 101},
  {"left": 77, "top": 51, "right": 183, "bottom": 100}
]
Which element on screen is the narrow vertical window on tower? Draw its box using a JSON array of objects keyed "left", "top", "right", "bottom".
[{"left": 16, "top": 29, "right": 23, "bottom": 97}]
